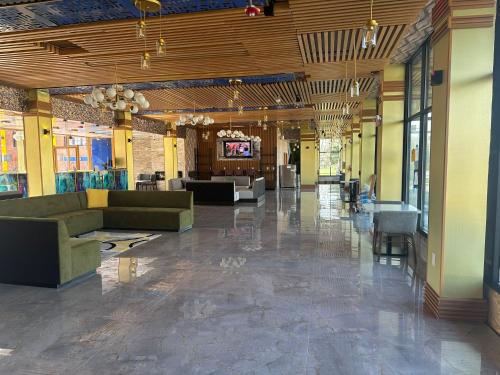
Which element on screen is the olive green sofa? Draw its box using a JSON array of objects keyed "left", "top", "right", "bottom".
[{"left": 0, "top": 190, "right": 193, "bottom": 288}]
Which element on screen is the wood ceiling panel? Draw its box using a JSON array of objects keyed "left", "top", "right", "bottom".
[
  {"left": 146, "top": 107, "right": 315, "bottom": 124},
  {"left": 0, "top": 4, "right": 303, "bottom": 88},
  {"left": 0, "top": 0, "right": 429, "bottom": 137},
  {"left": 288, "top": 0, "right": 428, "bottom": 33}
]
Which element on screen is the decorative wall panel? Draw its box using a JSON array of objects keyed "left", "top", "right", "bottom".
[
  {"left": 0, "top": 84, "right": 27, "bottom": 112},
  {"left": 195, "top": 125, "right": 277, "bottom": 189},
  {"left": 51, "top": 97, "right": 114, "bottom": 127}
]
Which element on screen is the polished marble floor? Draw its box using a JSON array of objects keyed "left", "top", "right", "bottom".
[{"left": 0, "top": 185, "right": 499, "bottom": 375}]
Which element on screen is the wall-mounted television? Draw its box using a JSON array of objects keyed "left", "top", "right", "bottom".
[{"left": 223, "top": 141, "right": 253, "bottom": 158}]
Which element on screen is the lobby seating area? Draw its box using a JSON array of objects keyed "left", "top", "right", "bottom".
[
  {"left": 0, "top": 0, "right": 500, "bottom": 373},
  {"left": 0, "top": 190, "right": 193, "bottom": 287}
]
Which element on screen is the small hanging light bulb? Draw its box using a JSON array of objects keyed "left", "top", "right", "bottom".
[
  {"left": 156, "top": 37, "right": 166, "bottom": 57},
  {"left": 227, "top": 99, "right": 234, "bottom": 108},
  {"left": 136, "top": 19, "right": 146, "bottom": 39},
  {"left": 238, "top": 105, "right": 244, "bottom": 115},
  {"left": 141, "top": 51, "right": 151, "bottom": 70},
  {"left": 351, "top": 81, "right": 360, "bottom": 98},
  {"left": 362, "top": 0, "right": 379, "bottom": 49},
  {"left": 233, "top": 89, "right": 239, "bottom": 100}
]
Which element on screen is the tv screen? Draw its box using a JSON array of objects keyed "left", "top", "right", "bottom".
[{"left": 224, "top": 141, "right": 253, "bottom": 158}]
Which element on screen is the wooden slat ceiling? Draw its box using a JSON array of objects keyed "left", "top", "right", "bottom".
[{"left": 0, "top": 0, "right": 429, "bottom": 135}]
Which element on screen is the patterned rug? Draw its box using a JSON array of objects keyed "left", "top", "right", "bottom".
[{"left": 76, "top": 231, "right": 161, "bottom": 260}]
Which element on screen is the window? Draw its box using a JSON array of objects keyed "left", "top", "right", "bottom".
[
  {"left": 404, "top": 40, "right": 432, "bottom": 233},
  {"left": 319, "top": 138, "right": 341, "bottom": 176},
  {"left": 54, "top": 136, "right": 92, "bottom": 172},
  {"left": 0, "top": 112, "right": 28, "bottom": 196},
  {"left": 485, "top": 8, "right": 500, "bottom": 292}
]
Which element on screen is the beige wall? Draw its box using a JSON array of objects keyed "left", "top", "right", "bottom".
[
  {"left": 427, "top": 15, "right": 494, "bottom": 299},
  {"left": 377, "top": 65, "right": 405, "bottom": 200},
  {"left": 300, "top": 140, "right": 317, "bottom": 186}
]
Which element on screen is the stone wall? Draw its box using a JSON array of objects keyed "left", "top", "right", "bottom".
[
  {"left": 0, "top": 84, "right": 27, "bottom": 112},
  {"left": 132, "top": 131, "right": 165, "bottom": 187},
  {"left": 51, "top": 97, "right": 115, "bottom": 127},
  {"left": 185, "top": 128, "right": 197, "bottom": 175},
  {"left": 177, "top": 138, "right": 186, "bottom": 177}
]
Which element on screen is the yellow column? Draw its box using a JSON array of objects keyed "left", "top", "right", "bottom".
[
  {"left": 164, "top": 136, "right": 178, "bottom": 184},
  {"left": 344, "top": 132, "right": 352, "bottom": 181},
  {"left": 360, "top": 99, "right": 377, "bottom": 188},
  {"left": 424, "top": 2, "right": 495, "bottom": 320},
  {"left": 351, "top": 127, "right": 361, "bottom": 182},
  {"left": 113, "top": 118, "right": 134, "bottom": 191},
  {"left": 23, "top": 89, "right": 55, "bottom": 196},
  {"left": 377, "top": 65, "right": 405, "bottom": 200}
]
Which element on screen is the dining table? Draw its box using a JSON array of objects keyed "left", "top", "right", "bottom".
[{"left": 363, "top": 202, "right": 421, "bottom": 256}]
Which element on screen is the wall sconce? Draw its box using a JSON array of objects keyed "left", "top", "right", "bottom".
[
  {"left": 127, "top": 138, "right": 132, "bottom": 143},
  {"left": 42, "top": 129, "right": 51, "bottom": 135}
]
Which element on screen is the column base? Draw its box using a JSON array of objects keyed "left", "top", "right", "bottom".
[{"left": 424, "top": 283, "right": 488, "bottom": 322}]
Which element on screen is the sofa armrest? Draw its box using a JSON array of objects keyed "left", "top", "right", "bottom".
[{"left": 0, "top": 217, "right": 71, "bottom": 287}]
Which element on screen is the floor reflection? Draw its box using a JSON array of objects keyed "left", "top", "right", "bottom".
[{"left": 0, "top": 185, "right": 498, "bottom": 374}]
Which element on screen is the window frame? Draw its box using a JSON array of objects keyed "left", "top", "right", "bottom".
[
  {"left": 485, "top": 0, "right": 500, "bottom": 293},
  {"left": 403, "top": 39, "right": 432, "bottom": 235}
]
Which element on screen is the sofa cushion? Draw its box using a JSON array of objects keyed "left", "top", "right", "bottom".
[
  {"left": 0, "top": 192, "right": 84, "bottom": 218},
  {"left": 47, "top": 210, "right": 103, "bottom": 236},
  {"left": 69, "top": 238, "right": 101, "bottom": 280},
  {"left": 238, "top": 189, "right": 254, "bottom": 199},
  {"left": 108, "top": 191, "right": 193, "bottom": 210},
  {"left": 102, "top": 207, "right": 192, "bottom": 231}
]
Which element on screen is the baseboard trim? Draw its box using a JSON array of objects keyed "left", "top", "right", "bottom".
[
  {"left": 423, "top": 283, "right": 489, "bottom": 322},
  {"left": 301, "top": 185, "right": 316, "bottom": 190}
]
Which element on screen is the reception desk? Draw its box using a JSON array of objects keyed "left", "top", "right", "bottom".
[{"left": 55, "top": 169, "right": 128, "bottom": 194}]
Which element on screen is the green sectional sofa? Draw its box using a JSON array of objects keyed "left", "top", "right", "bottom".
[{"left": 0, "top": 190, "right": 193, "bottom": 288}]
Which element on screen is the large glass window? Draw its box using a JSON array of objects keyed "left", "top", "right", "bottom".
[
  {"left": 319, "top": 138, "right": 341, "bottom": 176},
  {"left": 0, "top": 111, "right": 28, "bottom": 195},
  {"left": 404, "top": 41, "right": 433, "bottom": 233}
]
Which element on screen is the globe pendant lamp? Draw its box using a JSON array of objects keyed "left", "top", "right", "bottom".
[
  {"left": 362, "top": 0, "right": 379, "bottom": 49},
  {"left": 245, "top": 0, "right": 260, "bottom": 16}
]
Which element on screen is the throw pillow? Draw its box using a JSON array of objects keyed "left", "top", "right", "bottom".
[{"left": 86, "top": 189, "right": 109, "bottom": 208}]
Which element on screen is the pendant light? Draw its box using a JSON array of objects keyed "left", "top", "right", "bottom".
[
  {"left": 156, "top": 2, "right": 166, "bottom": 57},
  {"left": 343, "top": 61, "right": 350, "bottom": 116},
  {"left": 362, "top": 0, "right": 379, "bottom": 49},
  {"left": 136, "top": 8, "right": 146, "bottom": 39},
  {"left": 350, "top": 46, "right": 360, "bottom": 98}
]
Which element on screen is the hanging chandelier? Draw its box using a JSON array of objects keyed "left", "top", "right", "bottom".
[
  {"left": 217, "top": 130, "right": 261, "bottom": 144},
  {"left": 83, "top": 66, "right": 150, "bottom": 114},
  {"left": 134, "top": 0, "right": 166, "bottom": 69},
  {"left": 175, "top": 102, "right": 214, "bottom": 126},
  {"left": 362, "top": 0, "right": 379, "bottom": 49},
  {"left": 229, "top": 79, "right": 246, "bottom": 116}
]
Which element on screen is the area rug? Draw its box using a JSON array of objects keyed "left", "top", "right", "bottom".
[{"left": 75, "top": 231, "right": 161, "bottom": 260}]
